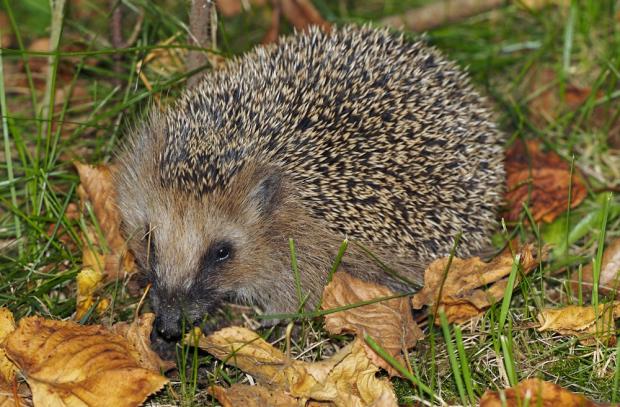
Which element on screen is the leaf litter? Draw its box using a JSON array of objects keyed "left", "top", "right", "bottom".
[
  {"left": 321, "top": 272, "right": 423, "bottom": 377},
  {"left": 412, "top": 244, "right": 540, "bottom": 324},
  {"left": 0, "top": 308, "right": 168, "bottom": 407},
  {"left": 193, "top": 326, "right": 397, "bottom": 407}
]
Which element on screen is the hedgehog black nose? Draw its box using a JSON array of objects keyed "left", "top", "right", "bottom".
[{"left": 154, "top": 309, "right": 183, "bottom": 341}]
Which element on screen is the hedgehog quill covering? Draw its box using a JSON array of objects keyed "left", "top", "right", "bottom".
[{"left": 116, "top": 26, "right": 504, "bottom": 341}]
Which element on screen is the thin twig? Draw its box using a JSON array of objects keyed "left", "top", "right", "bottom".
[
  {"left": 381, "top": 0, "right": 504, "bottom": 32},
  {"left": 109, "top": 0, "right": 144, "bottom": 87},
  {"left": 186, "top": 0, "right": 216, "bottom": 88},
  {"left": 109, "top": 0, "right": 124, "bottom": 87}
]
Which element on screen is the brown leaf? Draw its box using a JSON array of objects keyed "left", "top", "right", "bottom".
[
  {"left": 216, "top": 0, "right": 267, "bottom": 16},
  {"left": 208, "top": 384, "right": 299, "bottom": 407},
  {"left": 412, "top": 244, "right": 539, "bottom": 324},
  {"left": 321, "top": 272, "right": 423, "bottom": 376},
  {"left": 526, "top": 67, "right": 592, "bottom": 126},
  {"left": 571, "top": 238, "right": 620, "bottom": 299},
  {"left": 75, "top": 162, "right": 128, "bottom": 262},
  {"left": 505, "top": 140, "right": 587, "bottom": 223},
  {"left": 0, "top": 308, "right": 17, "bottom": 385},
  {"left": 74, "top": 162, "right": 136, "bottom": 319},
  {"left": 262, "top": 2, "right": 282, "bottom": 44},
  {"left": 111, "top": 313, "right": 176, "bottom": 372},
  {"left": 4, "top": 317, "right": 167, "bottom": 406},
  {"left": 0, "top": 12, "right": 13, "bottom": 48},
  {"left": 216, "top": 0, "right": 243, "bottom": 16},
  {"left": 480, "top": 378, "right": 608, "bottom": 407},
  {"left": 194, "top": 327, "right": 397, "bottom": 407},
  {"left": 279, "top": 0, "right": 331, "bottom": 32},
  {"left": 0, "top": 308, "right": 27, "bottom": 407},
  {"left": 537, "top": 303, "right": 620, "bottom": 345}
]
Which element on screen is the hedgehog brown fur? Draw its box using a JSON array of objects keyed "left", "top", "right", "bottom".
[{"left": 116, "top": 25, "right": 504, "bottom": 341}]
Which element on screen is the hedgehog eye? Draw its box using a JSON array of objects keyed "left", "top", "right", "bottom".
[{"left": 215, "top": 246, "right": 231, "bottom": 262}]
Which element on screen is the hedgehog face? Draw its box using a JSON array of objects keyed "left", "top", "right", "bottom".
[{"left": 118, "top": 161, "right": 295, "bottom": 340}]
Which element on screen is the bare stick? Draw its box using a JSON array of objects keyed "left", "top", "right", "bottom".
[
  {"left": 381, "top": 0, "right": 504, "bottom": 32},
  {"left": 109, "top": 0, "right": 124, "bottom": 87},
  {"left": 109, "top": 0, "right": 144, "bottom": 87},
  {"left": 186, "top": 0, "right": 216, "bottom": 88},
  {"left": 262, "top": 0, "right": 282, "bottom": 44}
]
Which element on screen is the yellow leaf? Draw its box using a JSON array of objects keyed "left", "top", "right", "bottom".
[
  {"left": 208, "top": 384, "right": 299, "bottom": 407},
  {"left": 0, "top": 308, "right": 27, "bottom": 407},
  {"left": 321, "top": 272, "right": 423, "bottom": 376},
  {"left": 75, "top": 162, "right": 135, "bottom": 282},
  {"left": 480, "top": 378, "right": 604, "bottom": 407},
  {"left": 571, "top": 238, "right": 620, "bottom": 298},
  {"left": 194, "top": 326, "right": 396, "bottom": 407},
  {"left": 0, "top": 308, "right": 16, "bottom": 384},
  {"left": 5, "top": 317, "right": 167, "bottom": 407},
  {"left": 537, "top": 303, "right": 620, "bottom": 345},
  {"left": 111, "top": 313, "right": 176, "bottom": 373},
  {"left": 412, "top": 244, "right": 539, "bottom": 324},
  {"left": 75, "top": 260, "right": 104, "bottom": 321}
]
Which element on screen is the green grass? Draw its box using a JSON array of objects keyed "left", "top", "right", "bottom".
[{"left": 1, "top": 0, "right": 620, "bottom": 405}]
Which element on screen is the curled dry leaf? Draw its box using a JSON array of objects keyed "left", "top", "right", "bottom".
[
  {"left": 111, "top": 313, "right": 176, "bottom": 373},
  {"left": 505, "top": 140, "right": 587, "bottom": 223},
  {"left": 194, "top": 326, "right": 396, "bottom": 407},
  {"left": 0, "top": 308, "right": 16, "bottom": 384},
  {"left": 75, "top": 260, "right": 106, "bottom": 320},
  {"left": 571, "top": 238, "right": 620, "bottom": 299},
  {"left": 4, "top": 317, "right": 167, "bottom": 407},
  {"left": 75, "top": 162, "right": 134, "bottom": 277},
  {"left": 0, "top": 12, "right": 13, "bottom": 48},
  {"left": 208, "top": 384, "right": 298, "bottom": 407},
  {"left": 279, "top": 0, "right": 331, "bottom": 32},
  {"left": 74, "top": 162, "right": 135, "bottom": 319},
  {"left": 525, "top": 67, "right": 592, "bottom": 127},
  {"left": 216, "top": 0, "right": 266, "bottom": 17},
  {"left": 412, "top": 244, "right": 539, "bottom": 324},
  {"left": 262, "top": 0, "right": 330, "bottom": 44},
  {"left": 0, "top": 308, "right": 27, "bottom": 407},
  {"left": 480, "top": 378, "right": 607, "bottom": 407},
  {"left": 538, "top": 302, "right": 620, "bottom": 345},
  {"left": 321, "top": 272, "right": 423, "bottom": 376}
]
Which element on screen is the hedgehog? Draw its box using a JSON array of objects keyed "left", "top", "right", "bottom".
[{"left": 116, "top": 25, "right": 504, "bottom": 343}]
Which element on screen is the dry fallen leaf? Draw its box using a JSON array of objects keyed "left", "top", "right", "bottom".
[
  {"left": 525, "top": 67, "right": 592, "bottom": 126},
  {"left": 111, "top": 313, "right": 176, "bottom": 373},
  {"left": 0, "top": 12, "right": 13, "bottom": 49},
  {"left": 321, "top": 272, "right": 422, "bottom": 376},
  {"left": 75, "top": 259, "right": 106, "bottom": 320},
  {"left": 505, "top": 140, "right": 587, "bottom": 223},
  {"left": 262, "top": 0, "right": 330, "bottom": 44},
  {"left": 74, "top": 162, "right": 136, "bottom": 319},
  {"left": 75, "top": 162, "right": 133, "bottom": 275},
  {"left": 208, "top": 384, "right": 299, "bottom": 407},
  {"left": 538, "top": 302, "right": 620, "bottom": 345},
  {"left": 194, "top": 326, "right": 397, "bottom": 407},
  {"left": 4, "top": 317, "right": 167, "bottom": 407},
  {"left": 412, "top": 244, "right": 539, "bottom": 324},
  {"left": 0, "top": 308, "right": 27, "bottom": 407},
  {"left": 216, "top": 0, "right": 266, "bottom": 17},
  {"left": 0, "top": 308, "right": 16, "bottom": 385},
  {"left": 279, "top": 0, "right": 331, "bottom": 32},
  {"left": 480, "top": 378, "right": 607, "bottom": 407},
  {"left": 571, "top": 238, "right": 620, "bottom": 299}
]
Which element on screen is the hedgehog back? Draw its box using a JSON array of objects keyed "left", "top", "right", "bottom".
[{"left": 159, "top": 26, "right": 504, "bottom": 259}]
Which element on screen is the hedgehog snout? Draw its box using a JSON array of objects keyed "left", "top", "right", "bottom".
[{"left": 152, "top": 288, "right": 205, "bottom": 341}]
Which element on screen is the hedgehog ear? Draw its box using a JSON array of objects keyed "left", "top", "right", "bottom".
[{"left": 249, "top": 171, "right": 283, "bottom": 215}]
